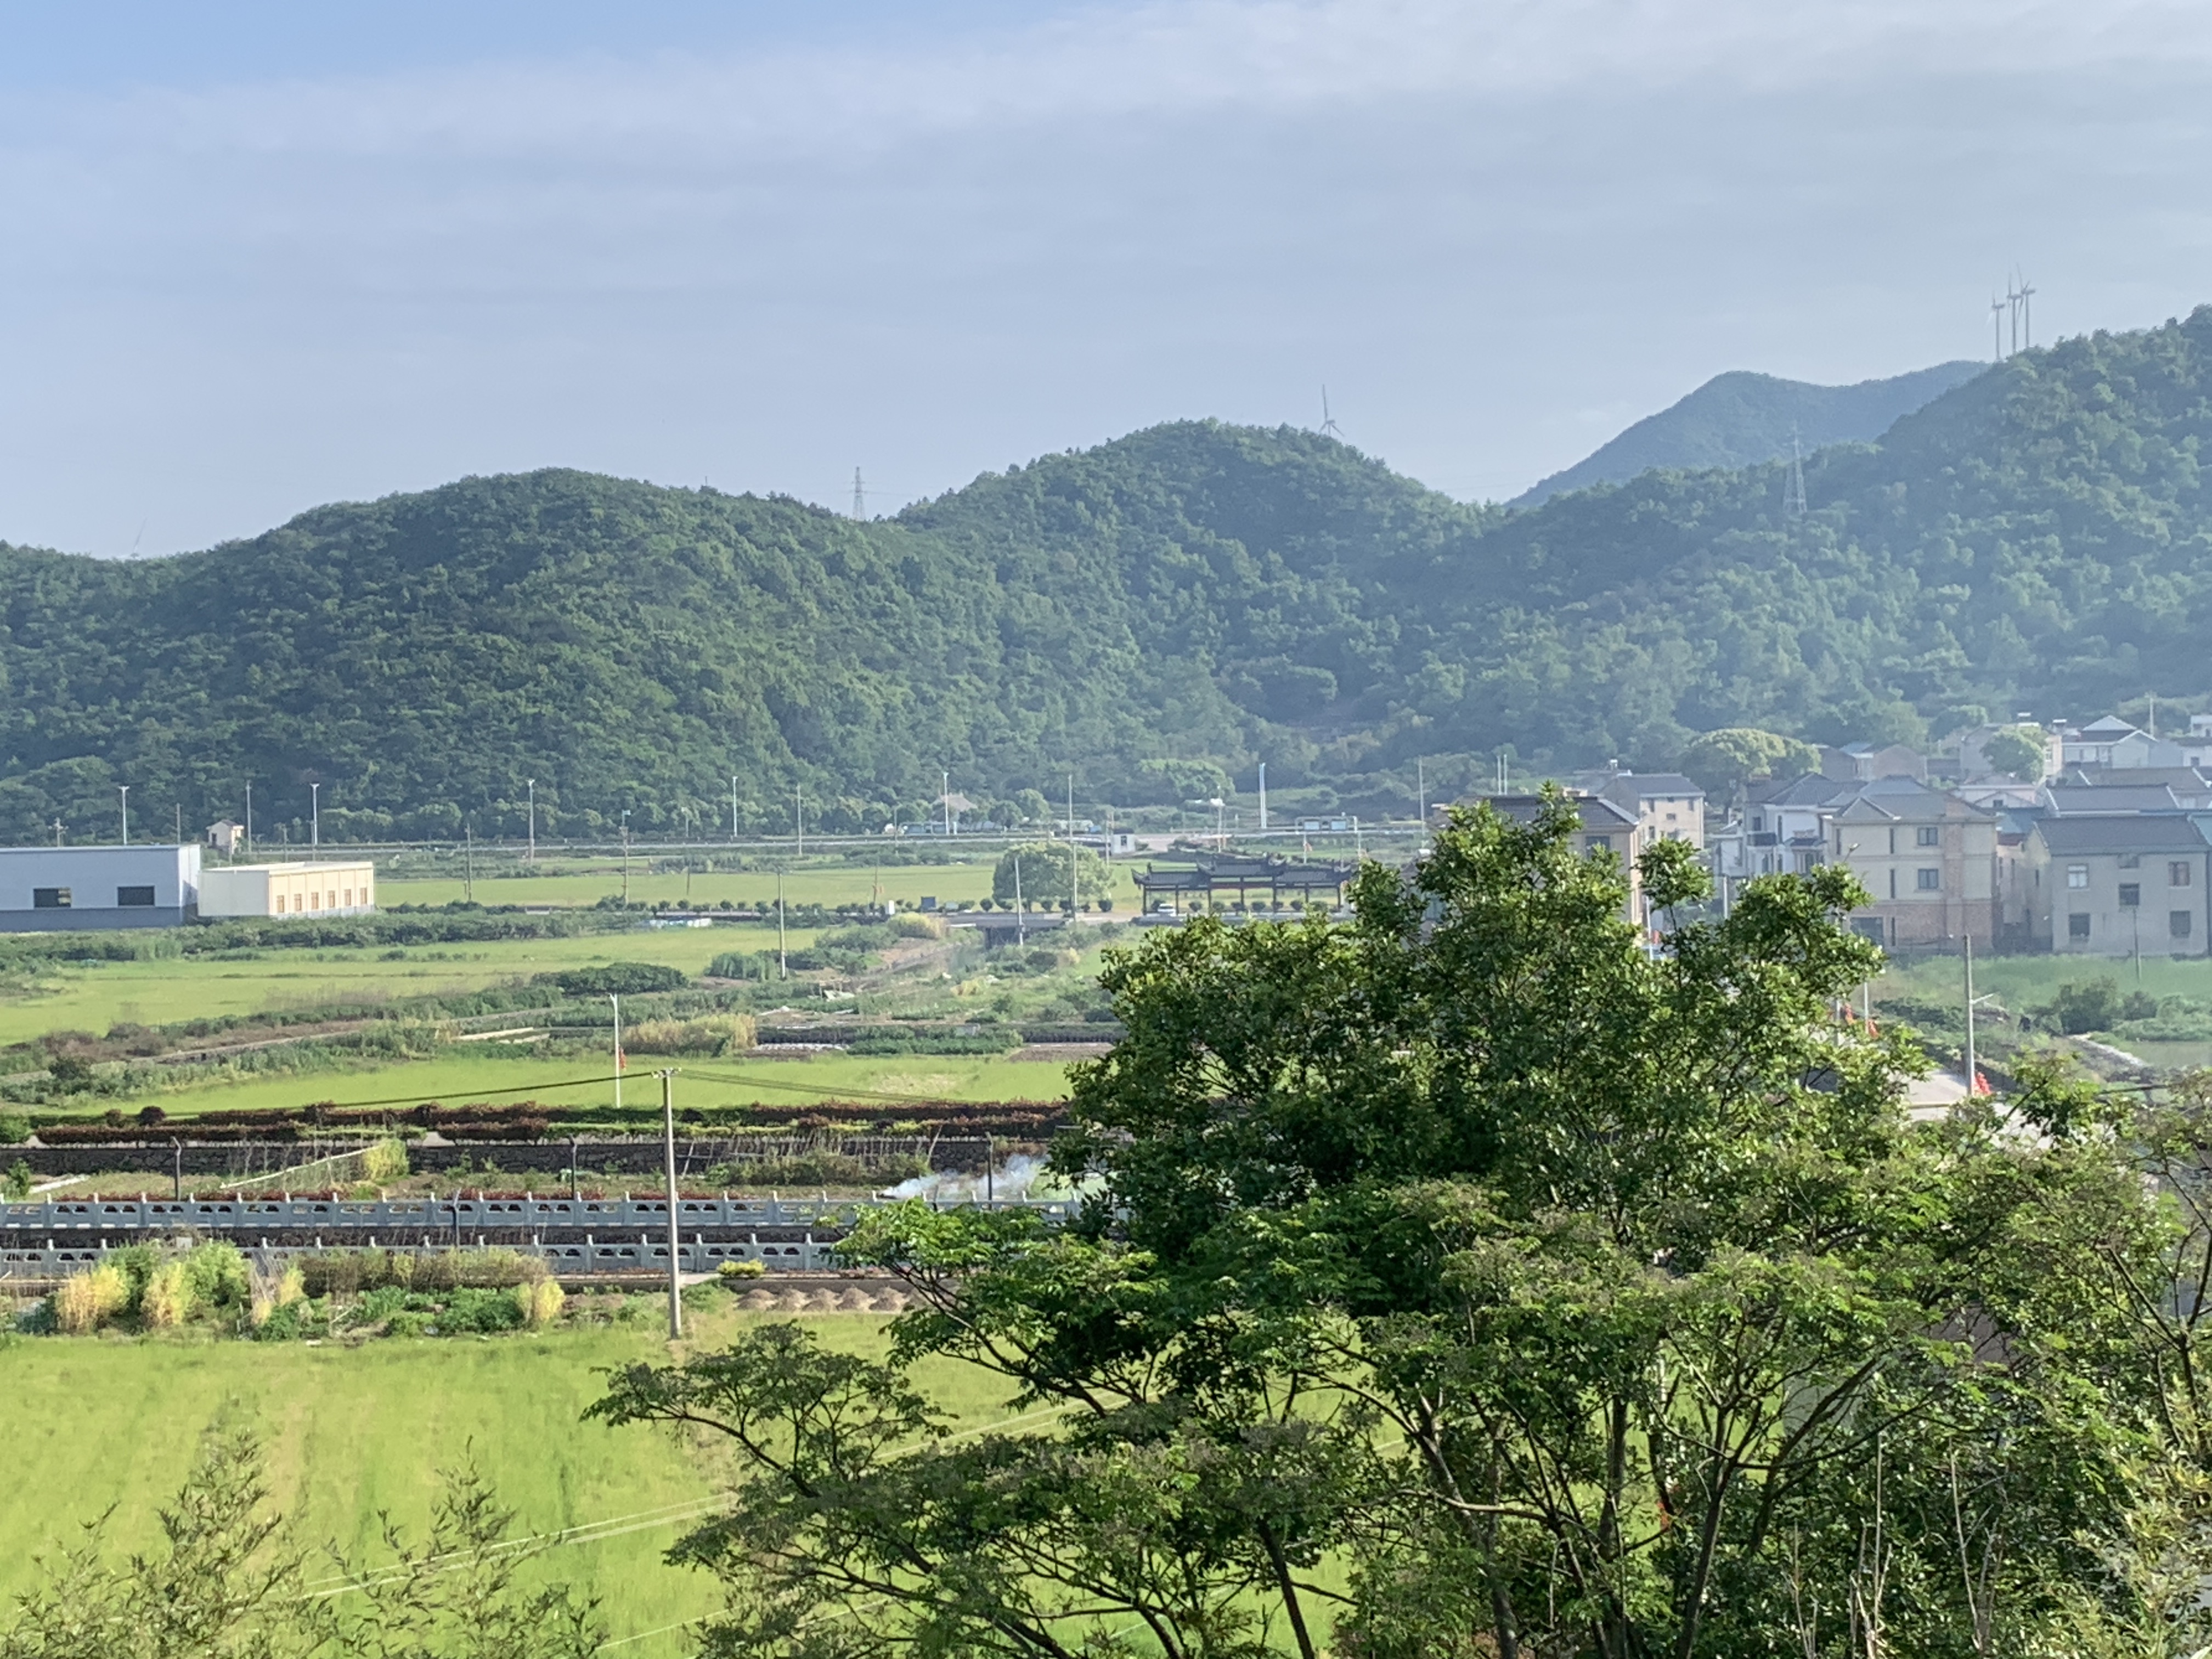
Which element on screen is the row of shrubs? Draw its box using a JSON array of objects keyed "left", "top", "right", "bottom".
[{"left": 28, "top": 1245, "right": 565, "bottom": 1340}]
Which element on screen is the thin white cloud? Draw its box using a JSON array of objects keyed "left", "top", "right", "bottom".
[{"left": 16, "top": 0, "right": 2212, "bottom": 163}]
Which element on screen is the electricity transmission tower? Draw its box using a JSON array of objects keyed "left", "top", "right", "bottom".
[
  {"left": 1783, "top": 427, "right": 1808, "bottom": 518},
  {"left": 851, "top": 467, "right": 866, "bottom": 521}
]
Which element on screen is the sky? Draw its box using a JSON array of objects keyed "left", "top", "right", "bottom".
[{"left": 4, "top": 0, "right": 2212, "bottom": 557}]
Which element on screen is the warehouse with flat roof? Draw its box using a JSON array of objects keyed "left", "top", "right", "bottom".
[
  {"left": 200, "top": 858, "right": 376, "bottom": 924},
  {"left": 0, "top": 844, "right": 201, "bottom": 932},
  {"left": 200, "top": 860, "right": 376, "bottom": 918}
]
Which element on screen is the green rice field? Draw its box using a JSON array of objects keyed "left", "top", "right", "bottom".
[
  {"left": 377, "top": 854, "right": 1136, "bottom": 912},
  {"left": 29, "top": 1047, "right": 1078, "bottom": 1123},
  {"left": 0, "top": 1310, "right": 1021, "bottom": 1656},
  {"left": 0, "top": 924, "right": 820, "bottom": 1050}
]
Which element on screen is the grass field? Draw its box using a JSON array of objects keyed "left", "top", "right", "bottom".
[
  {"left": 1875, "top": 951, "right": 2212, "bottom": 1013},
  {"left": 0, "top": 924, "right": 819, "bottom": 1050},
  {"left": 0, "top": 1309, "right": 1020, "bottom": 1656},
  {"left": 29, "top": 1047, "right": 1079, "bottom": 1122},
  {"left": 379, "top": 855, "right": 1138, "bottom": 912}
]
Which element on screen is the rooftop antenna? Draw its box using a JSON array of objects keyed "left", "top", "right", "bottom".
[
  {"left": 1319, "top": 386, "right": 1343, "bottom": 438},
  {"left": 1783, "top": 425, "right": 1808, "bottom": 518},
  {"left": 850, "top": 467, "right": 866, "bottom": 521}
]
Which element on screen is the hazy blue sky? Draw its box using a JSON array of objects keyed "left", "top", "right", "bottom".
[{"left": 4, "top": 0, "right": 2211, "bottom": 555}]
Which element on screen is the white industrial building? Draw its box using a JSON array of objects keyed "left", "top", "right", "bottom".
[
  {"left": 0, "top": 844, "right": 202, "bottom": 932},
  {"left": 199, "top": 860, "right": 377, "bottom": 918}
]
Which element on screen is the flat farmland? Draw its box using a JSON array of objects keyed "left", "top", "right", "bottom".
[
  {"left": 0, "top": 924, "right": 816, "bottom": 1050},
  {"left": 377, "top": 854, "right": 1134, "bottom": 912}
]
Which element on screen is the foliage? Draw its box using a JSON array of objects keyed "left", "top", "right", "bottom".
[
  {"left": 0, "top": 1114, "right": 30, "bottom": 1146},
  {"left": 50, "top": 1263, "right": 129, "bottom": 1333},
  {"left": 1984, "top": 723, "right": 2050, "bottom": 781},
  {"left": 990, "top": 841, "right": 1109, "bottom": 908},
  {"left": 361, "top": 1138, "right": 410, "bottom": 1184},
  {"left": 591, "top": 799, "right": 2177, "bottom": 1655},
  {"left": 1674, "top": 725, "right": 1821, "bottom": 797},
  {"left": 10, "top": 318, "right": 2210, "bottom": 830},
  {"left": 0, "top": 1425, "right": 602, "bottom": 1659},
  {"left": 2036, "top": 977, "right": 2160, "bottom": 1035},
  {"left": 543, "top": 962, "right": 689, "bottom": 997}
]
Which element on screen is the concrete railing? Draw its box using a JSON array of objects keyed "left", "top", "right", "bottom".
[{"left": 1, "top": 1193, "right": 1074, "bottom": 1233}]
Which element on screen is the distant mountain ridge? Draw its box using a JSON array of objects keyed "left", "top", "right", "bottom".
[
  {"left": 1511, "top": 360, "right": 1988, "bottom": 507},
  {"left": 3, "top": 313, "right": 2210, "bottom": 845}
]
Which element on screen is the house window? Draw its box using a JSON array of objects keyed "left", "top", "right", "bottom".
[
  {"left": 342, "top": 889, "right": 352, "bottom": 906},
  {"left": 1752, "top": 816, "right": 1764, "bottom": 832},
  {"left": 274, "top": 894, "right": 286, "bottom": 914},
  {"left": 2067, "top": 865, "right": 2090, "bottom": 889},
  {"left": 1586, "top": 835, "right": 1612, "bottom": 853},
  {"left": 2120, "top": 884, "right": 2141, "bottom": 908},
  {"left": 1888, "top": 870, "right": 1898, "bottom": 899},
  {"left": 2173, "top": 862, "right": 2196, "bottom": 887},
  {"left": 1916, "top": 826, "right": 1940, "bottom": 847},
  {"left": 2069, "top": 912, "right": 2092, "bottom": 940},
  {"left": 1916, "top": 868, "right": 1941, "bottom": 891},
  {"left": 116, "top": 885, "right": 155, "bottom": 907},
  {"left": 32, "top": 887, "right": 71, "bottom": 909},
  {"left": 2119, "top": 853, "right": 2142, "bottom": 870},
  {"left": 2176, "top": 911, "right": 2197, "bottom": 940}
]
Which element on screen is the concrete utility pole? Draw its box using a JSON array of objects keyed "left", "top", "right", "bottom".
[
  {"left": 1013, "top": 856, "right": 1026, "bottom": 945},
  {"left": 1068, "top": 773, "right": 1079, "bottom": 915},
  {"left": 610, "top": 994, "right": 624, "bottom": 1113},
  {"left": 118, "top": 785, "right": 129, "bottom": 845},
  {"left": 245, "top": 782, "right": 252, "bottom": 853},
  {"left": 310, "top": 782, "right": 320, "bottom": 853},
  {"left": 795, "top": 789, "right": 804, "bottom": 857},
  {"left": 1259, "top": 762, "right": 1267, "bottom": 832},
  {"left": 1417, "top": 758, "right": 1426, "bottom": 845},
  {"left": 621, "top": 811, "right": 632, "bottom": 905},
  {"left": 527, "top": 780, "right": 537, "bottom": 863},
  {"left": 730, "top": 776, "right": 739, "bottom": 843},
  {"left": 943, "top": 769, "right": 952, "bottom": 837},
  {"left": 776, "top": 868, "right": 788, "bottom": 978},
  {"left": 662, "top": 1068, "right": 682, "bottom": 1339}
]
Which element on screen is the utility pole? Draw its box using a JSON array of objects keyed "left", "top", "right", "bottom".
[
  {"left": 795, "top": 788, "right": 804, "bottom": 857},
  {"left": 174, "top": 803, "right": 182, "bottom": 847},
  {"left": 1258, "top": 762, "right": 1267, "bottom": 832},
  {"left": 943, "top": 769, "right": 952, "bottom": 837},
  {"left": 1068, "top": 772, "right": 1079, "bottom": 916},
  {"left": 730, "top": 776, "right": 739, "bottom": 843},
  {"left": 1013, "top": 855, "right": 1026, "bottom": 944},
  {"left": 776, "top": 868, "right": 788, "bottom": 978},
  {"left": 527, "top": 780, "right": 537, "bottom": 863},
  {"left": 52, "top": 819, "right": 63, "bottom": 848},
  {"left": 118, "top": 785, "right": 129, "bottom": 845},
  {"left": 244, "top": 782, "right": 252, "bottom": 854},
  {"left": 1417, "top": 758, "right": 1426, "bottom": 845},
  {"left": 662, "top": 1068, "right": 682, "bottom": 1339},
  {"left": 621, "top": 811, "right": 632, "bottom": 905},
  {"left": 464, "top": 823, "right": 475, "bottom": 903},
  {"left": 309, "top": 782, "right": 320, "bottom": 854},
  {"left": 610, "top": 994, "right": 624, "bottom": 1113}
]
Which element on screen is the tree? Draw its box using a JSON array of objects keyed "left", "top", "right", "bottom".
[
  {"left": 991, "top": 842, "right": 1109, "bottom": 909},
  {"left": 601, "top": 796, "right": 2152, "bottom": 1655},
  {"left": 1984, "top": 723, "right": 2051, "bottom": 781},
  {"left": 1674, "top": 727, "right": 1820, "bottom": 798}
]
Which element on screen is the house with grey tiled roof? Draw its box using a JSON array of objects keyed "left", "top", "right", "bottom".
[{"left": 2022, "top": 815, "right": 2212, "bottom": 957}]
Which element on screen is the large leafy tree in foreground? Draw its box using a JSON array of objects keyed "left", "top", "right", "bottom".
[{"left": 600, "top": 799, "right": 2163, "bottom": 1656}]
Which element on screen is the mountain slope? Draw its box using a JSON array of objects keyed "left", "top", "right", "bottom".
[
  {"left": 1511, "top": 360, "right": 1988, "bottom": 507},
  {"left": 2, "top": 312, "right": 2209, "bottom": 843}
]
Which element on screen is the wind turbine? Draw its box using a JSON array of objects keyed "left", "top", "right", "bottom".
[
  {"left": 2016, "top": 273, "right": 2035, "bottom": 349},
  {"left": 1319, "top": 386, "right": 1344, "bottom": 438},
  {"left": 1990, "top": 294, "right": 2006, "bottom": 362}
]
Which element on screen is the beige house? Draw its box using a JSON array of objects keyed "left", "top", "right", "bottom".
[
  {"left": 2022, "top": 817, "right": 2212, "bottom": 957},
  {"left": 1486, "top": 792, "right": 1648, "bottom": 925},
  {"left": 200, "top": 860, "right": 377, "bottom": 918},
  {"left": 1572, "top": 770, "right": 1707, "bottom": 853},
  {"left": 1825, "top": 778, "right": 2000, "bottom": 951}
]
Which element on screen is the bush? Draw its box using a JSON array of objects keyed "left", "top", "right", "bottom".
[
  {"left": 0, "top": 1113, "right": 29, "bottom": 1145},
  {"left": 2035, "top": 978, "right": 2155, "bottom": 1036},
  {"left": 514, "top": 1279, "right": 565, "bottom": 1327},
  {"left": 545, "top": 962, "right": 690, "bottom": 996},
  {"left": 183, "top": 1240, "right": 250, "bottom": 1311},
  {"left": 623, "top": 1013, "right": 757, "bottom": 1056},
  {"left": 140, "top": 1260, "right": 194, "bottom": 1328},
  {"left": 438, "top": 1287, "right": 527, "bottom": 1334},
  {"left": 52, "top": 1263, "right": 130, "bottom": 1333},
  {"left": 362, "top": 1138, "right": 410, "bottom": 1184},
  {"left": 4, "top": 1160, "right": 31, "bottom": 1200},
  {"left": 716, "top": 1259, "right": 767, "bottom": 1280}
]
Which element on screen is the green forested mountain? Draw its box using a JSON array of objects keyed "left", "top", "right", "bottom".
[
  {"left": 1510, "top": 360, "right": 1986, "bottom": 506},
  {"left": 3, "top": 309, "right": 2210, "bottom": 842}
]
